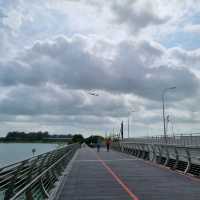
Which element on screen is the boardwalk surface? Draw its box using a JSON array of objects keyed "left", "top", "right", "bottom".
[{"left": 58, "top": 147, "right": 200, "bottom": 200}]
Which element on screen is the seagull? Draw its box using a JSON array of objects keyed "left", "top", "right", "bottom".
[{"left": 88, "top": 92, "right": 99, "bottom": 96}]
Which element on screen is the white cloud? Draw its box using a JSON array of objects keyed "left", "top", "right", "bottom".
[
  {"left": 168, "top": 47, "right": 200, "bottom": 69},
  {"left": 0, "top": 0, "right": 200, "bottom": 137},
  {"left": 0, "top": 35, "right": 198, "bottom": 101},
  {"left": 111, "top": 0, "right": 168, "bottom": 33},
  {"left": 0, "top": 34, "right": 198, "bottom": 136}
]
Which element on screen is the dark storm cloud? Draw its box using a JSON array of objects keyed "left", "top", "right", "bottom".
[
  {"left": 0, "top": 84, "right": 131, "bottom": 117},
  {"left": 0, "top": 85, "right": 85, "bottom": 115},
  {"left": 0, "top": 35, "right": 198, "bottom": 102}
]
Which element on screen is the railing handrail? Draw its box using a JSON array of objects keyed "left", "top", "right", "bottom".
[
  {"left": 0, "top": 143, "right": 79, "bottom": 200},
  {"left": 128, "top": 133, "right": 200, "bottom": 138},
  {"left": 112, "top": 140, "right": 200, "bottom": 177},
  {"left": 124, "top": 134, "right": 200, "bottom": 147},
  {"left": 0, "top": 144, "right": 67, "bottom": 171},
  {"left": 121, "top": 141, "right": 200, "bottom": 148},
  {"left": 9, "top": 148, "right": 73, "bottom": 200}
]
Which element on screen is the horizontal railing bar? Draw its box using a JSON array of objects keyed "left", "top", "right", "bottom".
[
  {"left": 0, "top": 144, "right": 78, "bottom": 200},
  {"left": 0, "top": 145, "right": 68, "bottom": 172},
  {"left": 113, "top": 141, "right": 200, "bottom": 177},
  {"left": 14, "top": 175, "right": 30, "bottom": 188},
  {"left": 0, "top": 168, "right": 18, "bottom": 177},
  {"left": 0, "top": 176, "right": 13, "bottom": 187},
  {"left": 0, "top": 181, "right": 11, "bottom": 190},
  {"left": 9, "top": 148, "right": 74, "bottom": 200},
  {"left": 0, "top": 173, "right": 14, "bottom": 182},
  {"left": 14, "top": 181, "right": 28, "bottom": 193}
]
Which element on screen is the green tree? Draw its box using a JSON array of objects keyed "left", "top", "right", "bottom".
[
  {"left": 85, "top": 135, "right": 104, "bottom": 146},
  {"left": 71, "top": 134, "right": 84, "bottom": 144}
]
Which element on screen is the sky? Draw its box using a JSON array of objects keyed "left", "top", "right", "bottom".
[{"left": 0, "top": 0, "right": 200, "bottom": 137}]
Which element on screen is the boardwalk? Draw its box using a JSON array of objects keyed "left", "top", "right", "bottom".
[{"left": 57, "top": 147, "right": 200, "bottom": 200}]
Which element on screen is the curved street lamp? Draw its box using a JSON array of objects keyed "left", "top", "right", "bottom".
[{"left": 162, "top": 86, "right": 176, "bottom": 142}]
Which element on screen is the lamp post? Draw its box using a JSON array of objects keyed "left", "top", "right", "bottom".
[{"left": 162, "top": 87, "right": 176, "bottom": 142}]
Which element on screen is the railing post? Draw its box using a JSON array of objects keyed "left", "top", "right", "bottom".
[
  {"left": 184, "top": 148, "right": 191, "bottom": 174},
  {"left": 173, "top": 147, "right": 179, "bottom": 170},
  {"left": 164, "top": 146, "right": 169, "bottom": 166}
]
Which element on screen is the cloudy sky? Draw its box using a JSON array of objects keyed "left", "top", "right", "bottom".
[{"left": 0, "top": 0, "right": 200, "bottom": 137}]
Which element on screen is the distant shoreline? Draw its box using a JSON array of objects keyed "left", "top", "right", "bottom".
[{"left": 0, "top": 138, "right": 69, "bottom": 144}]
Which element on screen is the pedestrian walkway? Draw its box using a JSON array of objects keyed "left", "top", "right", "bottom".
[{"left": 57, "top": 147, "right": 200, "bottom": 200}]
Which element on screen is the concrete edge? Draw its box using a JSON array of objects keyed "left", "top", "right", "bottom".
[{"left": 48, "top": 149, "right": 80, "bottom": 200}]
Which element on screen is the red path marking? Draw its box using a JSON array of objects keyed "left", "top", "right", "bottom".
[{"left": 95, "top": 153, "right": 140, "bottom": 200}]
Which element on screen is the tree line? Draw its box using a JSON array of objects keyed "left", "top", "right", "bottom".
[
  {"left": 1, "top": 131, "right": 73, "bottom": 143},
  {"left": 0, "top": 131, "right": 111, "bottom": 145}
]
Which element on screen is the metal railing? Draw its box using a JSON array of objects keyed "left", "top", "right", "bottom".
[
  {"left": 112, "top": 141, "right": 200, "bottom": 177},
  {"left": 124, "top": 133, "right": 200, "bottom": 146},
  {"left": 0, "top": 143, "right": 79, "bottom": 200}
]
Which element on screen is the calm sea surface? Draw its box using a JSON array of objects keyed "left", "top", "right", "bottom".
[{"left": 0, "top": 143, "right": 59, "bottom": 167}]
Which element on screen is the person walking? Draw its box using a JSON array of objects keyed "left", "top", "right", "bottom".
[
  {"left": 106, "top": 138, "right": 111, "bottom": 152},
  {"left": 97, "top": 138, "right": 101, "bottom": 152}
]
